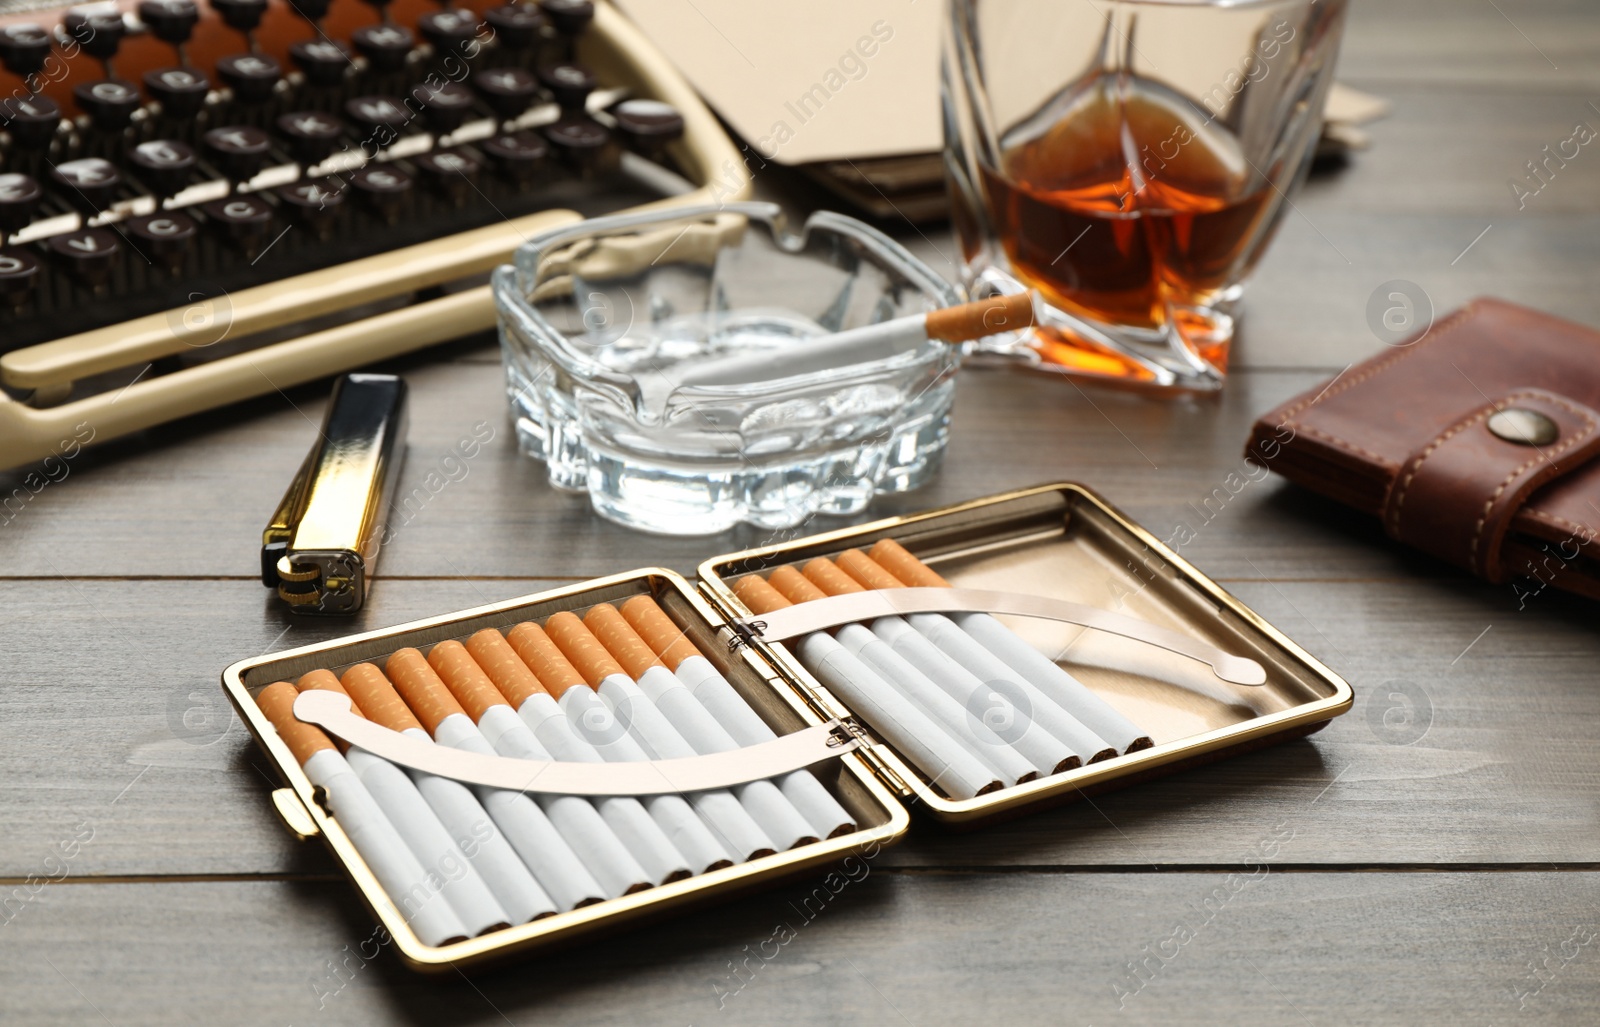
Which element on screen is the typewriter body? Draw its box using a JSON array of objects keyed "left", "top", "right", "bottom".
[{"left": 0, "top": 0, "right": 747, "bottom": 468}]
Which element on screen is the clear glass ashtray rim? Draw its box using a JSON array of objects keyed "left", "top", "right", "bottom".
[{"left": 490, "top": 201, "right": 965, "bottom": 402}]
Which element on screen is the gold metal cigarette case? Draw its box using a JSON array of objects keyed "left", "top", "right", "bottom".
[{"left": 223, "top": 482, "right": 1353, "bottom": 971}]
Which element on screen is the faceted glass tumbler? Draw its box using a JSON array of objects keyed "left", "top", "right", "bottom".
[{"left": 493, "top": 202, "right": 963, "bottom": 535}]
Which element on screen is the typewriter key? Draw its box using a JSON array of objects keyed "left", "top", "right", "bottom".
[
  {"left": 73, "top": 79, "right": 142, "bottom": 132},
  {"left": 486, "top": 4, "right": 546, "bottom": 49},
  {"left": 48, "top": 228, "right": 121, "bottom": 288},
  {"left": 539, "top": 62, "right": 595, "bottom": 113},
  {"left": 541, "top": 0, "right": 594, "bottom": 43},
  {"left": 291, "top": 40, "right": 352, "bottom": 87},
  {"left": 482, "top": 131, "right": 547, "bottom": 183},
  {"left": 64, "top": 9, "right": 126, "bottom": 70},
  {"left": 351, "top": 164, "right": 411, "bottom": 221},
  {"left": 218, "top": 53, "right": 283, "bottom": 104},
  {"left": 129, "top": 140, "right": 198, "bottom": 199},
  {"left": 50, "top": 158, "right": 121, "bottom": 214},
  {"left": 418, "top": 9, "right": 480, "bottom": 52},
  {"left": 0, "top": 24, "right": 51, "bottom": 80},
  {"left": 0, "top": 174, "right": 42, "bottom": 236},
  {"left": 144, "top": 67, "right": 211, "bottom": 119},
  {"left": 203, "top": 125, "right": 273, "bottom": 185},
  {"left": 212, "top": 0, "right": 270, "bottom": 37},
  {"left": 288, "top": 0, "right": 334, "bottom": 22},
  {"left": 345, "top": 95, "right": 412, "bottom": 148},
  {"left": 277, "top": 111, "right": 344, "bottom": 167},
  {"left": 410, "top": 81, "right": 474, "bottom": 137},
  {"left": 472, "top": 67, "right": 538, "bottom": 121},
  {"left": 543, "top": 117, "right": 610, "bottom": 172},
  {"left": 138, "top": 0, "right": 201, "bottom": 47},
  {"left": 127, "top": 211, "right": 198, "bottom": 272},
  {"left": 612, "top": 99, "right": 684, "bottom": 158},
  {"left": 202, "top": 194, "right": 274, "bottom": 254},
  {"left": 0, "top": 94, "right": 61, "bottom": 149},
  {"left": 278, "top": 178, "right": 345, "bottom": 237},
  {"left": 352, "top": 24, "right": 414, "bottom": 73},
  {"left": 413, "top": 149, "right": 480, "bottom": 206},
  {"left": 0, "top": 248, "right": 38, "bottom": 307}
]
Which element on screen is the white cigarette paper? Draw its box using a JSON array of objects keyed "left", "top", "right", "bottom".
[{"left": 302, "top": 748, "right": 469, "bottom": 947}]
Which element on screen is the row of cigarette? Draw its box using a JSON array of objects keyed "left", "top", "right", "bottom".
[
  {"left": 730, "top": 540, "right": 1153, "bottom": 801},
  {"left": 257, "top": 596, "right": 858, "bottom": 947}
]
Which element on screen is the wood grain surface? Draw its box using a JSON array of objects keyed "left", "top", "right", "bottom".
[{"left": 3, "top": 0, "right": 1598, "bottom": 1023}]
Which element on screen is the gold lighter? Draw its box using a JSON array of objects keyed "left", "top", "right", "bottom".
[{"left": 261, "top": 374, "right": 408, "bottom": 615}]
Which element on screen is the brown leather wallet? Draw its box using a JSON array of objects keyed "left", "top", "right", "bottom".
[{"left": 1246, "top": 297, "right": 1600, "bottom": 601}]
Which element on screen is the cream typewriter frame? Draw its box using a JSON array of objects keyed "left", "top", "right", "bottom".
[{"left": 0, "top": 1, "right": 750, "bottom": 470}]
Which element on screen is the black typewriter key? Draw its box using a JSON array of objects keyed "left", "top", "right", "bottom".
[
  {"left": 410, "top": 81, "right": 473, "bottom": 137},
  {"left": 542, "top": 116, "right": 610, "bottom": 172},
  {"left": 413, "top": 149, "right": 479, "bottom": 206},
  {"left": 64, "top": 9, "right": 127, "bottom": 69},
  {"left": 0, "top": 248, "right": 39, "bottom": 307},
  {"left": 276, "top": 111, "right": 343, "bottom": 167},
  {"left": 127, "top": 211, "right": 197, "bottom": 272},
  {"left": 345, "top": 95, "right": 411, "bottom": 147},
  {"left": 0, "top": 24, "right": 52, "bottom": 80},
  {"left": 0, "top": 174, "right": 43, "bottom": 235},
  {"left": 202, "top": 194, "right": 273, "bottom": 253},
  {"left": 129, "top": 139, "right": 197, "bottom": 199},
  {"left": 482, "top": 130, "right": 547, "bottom": 183},
  {"left": 472, "top": 67, "right": 538, "bottom": 122},
  {"left": 540, "top": 0, "right": 594, "bottom": 40},
  {"left": 138, "top": 0, "right": 201, "bottom": 47},
  {"left": 290, "top": 39, "right": 351, "bottom": 86},
  {"left": 50, "top": 158, "right": 121, "bottom": 213},
  {"left": 212, "top": 0, "right": 270, "bottom": 36},
  {"left": 485, "top": 4, "right": 545, "bottom": 49},
  {"left": 612, "top": 98, "right": 684, "bottom": 156},
  {"left": 144, "top": 66, "right": 211, "bottom": 119},
  {"left": 351, "top": 164, "right": 411, "bottom": 220},
  {"left": 203, "top": 125, "right": 272, "bottom": 184},
  {"left": 418, "top": 9, "right": 480, "bottom": 52},
  {"left": 352, "top": 24, "right": 413, "bottom": 73},
  {"left": 287, "top": 0, "right": 334, "bottom": 22},
  {"left": 218, "top": 53, "right": 282, "bottom": 104},
  {"left": 539, "top": 62, "right": 594, "bottom": 113},
  {"left": 48, "top": 228, "right": 121, "bottom": 287},
  {"left": 73, "top": 79, "right": 142, "bottom": 132},
  {"left": 277, "top": 177, "right": 344, "bottom": 236},
  {"left": 1, "top": 94, "right": 62, "bottom": 149}
]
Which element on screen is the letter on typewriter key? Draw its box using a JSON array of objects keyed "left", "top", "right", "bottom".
[
  {"left": 217, "top": 53, "right": 282, "bottom": 104},
  {"left": 138, "top": 0, "right": 201, "bottom": 49},
  {"left": 345, "top": 95, "right": 411, "bottom": 152},
  {"left": 0, "top": 24, "right": 52, "bottom": 81},
  {"left": 276, "top": 111, "right": 344, "bottom": 168},
  {"left": 486, "top": 4, "right": 546, "bottom": 49},
  {"left": 539, "top": 63, "right": 595, "bottom": 114},
  {"left": 352, "top": 24, "right": 414, "bottom": 73},
  {"left": 203, "top": 194, "right": 274, "bottom": 255},
  {"left": 351, "top": 164, "right": 411, "bottom": 221},
  {"left": 48, "top": 228, "right": 120, "bottom": 289},
  {"left": 0, "top": 174, "right": 42, "bottom": 238},
  {"left": 144, "top": 66, "right": 211, "bottom": 120},
  {"left": 413, "top": 150, "right": 481, "bottom": 206},
  {"left": 73, "top": 79, "right": 143, "bottom": 133},
  {"left": 291, "top": 39, "right": 351, "bottom": 87},
  {"left": 472, "top": 68, "right": 538, "bottom": 122},
  {"left": 277, "top": 177, "right": 345, "bottom": 237},
  {"left": 127, "top": 211, "right": 197, "bottom": 273},
  {"left": 203, "top": 125, "right": 273, "bottom": 185},
  {"left": 129, "top": 140, "right": 197, "bottom": 200},
  {"left": 482, "top": 131, "right": 548, "bottom": 183},
  {"left": 0, "top": 249, "right": 39, "bottom": 308},
  {"left": 410, "top": 81, "right": 474, "bottom": 137},
  {"left": 0, "top": 95, "right": 61, "bottom": 149},
  {"left": 50, "top": 159, "right": 121, "bottom": 214}
]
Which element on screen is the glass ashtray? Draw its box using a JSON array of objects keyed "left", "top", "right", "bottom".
[{"left": 492, "top": 202, "right": 963, "bottom": 535}]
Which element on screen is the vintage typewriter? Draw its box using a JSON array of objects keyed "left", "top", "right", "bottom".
[{"left": 0, "top": 0, "right": 747, "bottom": 468}]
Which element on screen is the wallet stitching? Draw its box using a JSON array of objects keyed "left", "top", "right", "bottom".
[
  {"left": 1519, "top": 507, "right": 1595, "bottom": 539},
  {"left": 1387, "top": 397, "right": 1508, "bottom": 540},
  {"left": 1470, "top": 410, "right": 1597, "bottom": 575},
  {"left": 1290, "top": 425, "right": 1398, "bottom": 470}
]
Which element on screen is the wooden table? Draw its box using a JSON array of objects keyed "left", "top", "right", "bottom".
[{"left": 4, "top": 1, "right": 1598, "bottom": 1022}]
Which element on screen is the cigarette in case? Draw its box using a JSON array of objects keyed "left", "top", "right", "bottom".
[
  {"left": 335, "top": 665, "right": 558, "bottom": 925},
  {"left": 775, "top": 565, "right": 1050, "bottom": 783},
  {"left": 498, "top": 624, "right": 737, "bottom": 876},
  {"left": 868, "top": 540, "right": 1153, "bottom": 754},
  {"left": 292, "top": 673, "right": 512, "bottom": 938},
  {"left": 834, "top": 551, "right": 1120, "bottom": 764},
  {"left": 546, "top": 613, "right": 780, "bottom": 863},
  {"left": 585, "top": 605, "right": 821, "bottom": 851},
  {"left": 262, "top": 373, "right": 408, "bottom": 615},
  {"left": 619, "top": 596, "right": 856, "bottom": 839},
  {"left": 383, "top": 649, "right": 654, "bottom": 900},
  {"left": 256, "top": 683, "right": 470, "bottom": 948},
  {"left": 427, "top": 640, "right": 700, "bottom": 884},
  {"left": 732, "top": 574, "right": 1004, "bottom": 800}
]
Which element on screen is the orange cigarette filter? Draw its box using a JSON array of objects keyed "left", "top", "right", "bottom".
[
  {"left": 869, "top": 539, "right": 954, "bottom": 588},
  {"left": 583, "top": 604, "right": 664, "bottom": 679},
  {"left": 385, "top": 648, "right": 469, "bottom": 734},
  {"left": 296, "top": 669, "right": 363, "bottom": 714},
  {"left": 732, "top": 573, "right": 793, "bottom": 614},
  {"left": 340, "top": 663, "right": 424, "bottom": 733},
  {"left": 466, "top": 628, "right": 549, "bottom": 709},
  {"left": 620, "top": 595, "right": 703, "bottom": 669},
  {"left": 836, "top": 549, "right": 906, "bottom": 590},
  {"left": 768, "top": 565, "right": 827, "bottom": 604},
  {"left": 924, "top": 292, "right": 1035, "bottom": 344},
  {"left": 257, "top": 681, "right": 336, "bottom": 766},
  {"left": 506, "top": 622, "right": 588, "bottom": 698},
  {"left": 545, "top": 612, "right": 625, "bottom": 687},
  {"left": 801, "top": 558, "right": 866, "bottom": 597},
  {"left": 428, "top": 640, "right": 515, "bottom": 721}
]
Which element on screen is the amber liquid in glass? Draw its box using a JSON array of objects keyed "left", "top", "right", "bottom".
[{"left": 982, "top": 78, "right": 1276, "bottom": 380}]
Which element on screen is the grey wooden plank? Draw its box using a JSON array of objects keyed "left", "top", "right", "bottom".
[
  {"left": 1, "top": 576, "right": 1595, "bottom": 877},
  {"left": 1, "top": 871, "right": 1595, "bottom": 1025}
]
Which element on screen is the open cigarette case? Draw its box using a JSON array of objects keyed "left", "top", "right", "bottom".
[{"left": 222, "top": 483, "right": 1353, "bottom": 972}]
